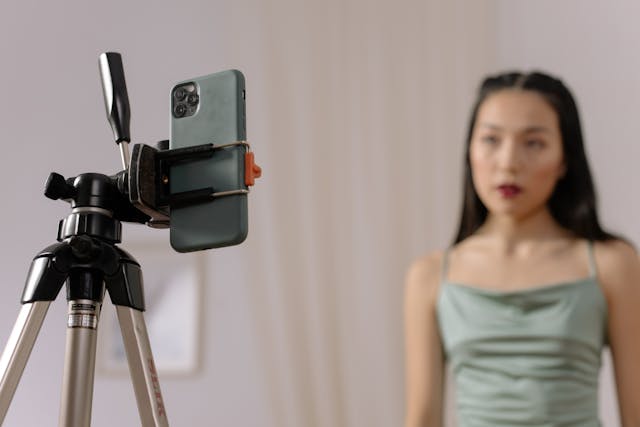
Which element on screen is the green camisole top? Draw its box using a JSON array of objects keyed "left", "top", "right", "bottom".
[{"left": 436, "top": 242, "right": 608, "bottom": 426}]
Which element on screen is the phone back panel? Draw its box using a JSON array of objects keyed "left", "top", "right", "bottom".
[{"left": 169, "top": 70, "right": 247, "bottom": 252}]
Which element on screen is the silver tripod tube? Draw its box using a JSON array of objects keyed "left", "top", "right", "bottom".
[{"left": 59, "top": 299, "right": 102, "bottom": 427}]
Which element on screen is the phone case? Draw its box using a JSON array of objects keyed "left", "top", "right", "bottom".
[{"left": 169, "top": 70, "right": 247, "bottom": 252}]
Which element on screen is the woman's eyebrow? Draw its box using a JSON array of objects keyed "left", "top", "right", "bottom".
[
  {"left": 477, "top": 123, "right": 552, "bottom": 133},
  {"left": 523, "top": 126, "right": 552, "bottom": 134},
  {"left": 477, "top": 123, "right": 502, "bottom": 130}
]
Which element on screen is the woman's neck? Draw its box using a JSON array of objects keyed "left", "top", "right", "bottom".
[{"left": 475, "top": 208, "right": 573, "bottom": 256}]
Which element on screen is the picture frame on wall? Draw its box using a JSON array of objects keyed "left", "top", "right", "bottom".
[{"left": 97, "top": 241, "right": 204, "bottom": 376}]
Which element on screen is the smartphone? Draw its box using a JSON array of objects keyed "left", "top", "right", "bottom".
[{"left": 169, "top": 70, "right": 248, "bottom": 252}]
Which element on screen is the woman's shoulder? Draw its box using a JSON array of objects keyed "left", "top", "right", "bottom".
[
  {"left": 593, "top": 239, "right": 638, "bottom": 270},
  {"left": 593, "top": 238, "right": 640, "bottom": 295},
  {"left": 404, "top": 250, "right": 446, "bottom": 302}
]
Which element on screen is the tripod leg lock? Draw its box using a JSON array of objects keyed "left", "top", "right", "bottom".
[
  {"left": 104, "top": 247, "right": 145, "bottom": 311},
  {"left": 21, "top": 254, "right": 67, "bottom": 304}
]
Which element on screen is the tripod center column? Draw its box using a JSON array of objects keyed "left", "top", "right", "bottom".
[{"left": 59, "top": 269, "right": 106, "bottom": 427}]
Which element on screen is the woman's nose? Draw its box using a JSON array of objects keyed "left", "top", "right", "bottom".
[{"left": 497, "top": 140, "right": 521, "bottom": 170}]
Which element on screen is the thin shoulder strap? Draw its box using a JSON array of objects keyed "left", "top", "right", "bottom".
[
  {"left": 586, "top": 240, "right": 597, "bottom": 278},
  {"left": 441, "top": 249, "right": 451, "bottom": 283}
]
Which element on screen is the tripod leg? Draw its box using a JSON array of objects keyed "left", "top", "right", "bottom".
[
  {"left": 115, "top": 306, "right": 169, "bottom": 427},
  {"left": 58, "top": 299, "right": 102, "bottom": 427},
  {"left": 0, "top": 302, "right": 51, "bottom": 424}
]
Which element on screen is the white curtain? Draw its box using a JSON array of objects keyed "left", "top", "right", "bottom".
[{"left": 213, "top": 1, "right": 496, "bottom": 425}]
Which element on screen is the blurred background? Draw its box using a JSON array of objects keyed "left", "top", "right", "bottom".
[{"left": 0, "top": 0, "right": 638, "bottom": 425}]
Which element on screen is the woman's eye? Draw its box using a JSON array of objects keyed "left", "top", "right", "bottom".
[
  {"left": 526, "top": 139, "right": 545, "bottom": 148},
  {"left": 481, "top": 135, "right": 499, "bottom": 144}
]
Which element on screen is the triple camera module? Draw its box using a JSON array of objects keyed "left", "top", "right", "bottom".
[{"left": 172, "top": 83, "right": 199, "bottom": 118}]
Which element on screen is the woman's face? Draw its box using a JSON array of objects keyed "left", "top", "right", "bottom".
[{"left": 469, "top": 89, "right": 566, "bottom": 220}]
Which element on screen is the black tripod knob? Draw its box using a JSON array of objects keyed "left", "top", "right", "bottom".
[
  {"left": 69, "top": 236, "right": 102, "bottom": 261},
  {"left": 45, "top": 173, "right": 76, "bottom": 201}
]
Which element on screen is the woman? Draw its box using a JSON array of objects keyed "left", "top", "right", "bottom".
[{"left": 404, "top": 72, "right": 640, "bottom": 426}]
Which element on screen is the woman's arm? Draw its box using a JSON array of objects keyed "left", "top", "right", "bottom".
[
  {"left": 595, "top": 240, "right": 640, "bottom": 427},
  {"left": 404, "top": 253, "right": 445, "bottom": 427}
]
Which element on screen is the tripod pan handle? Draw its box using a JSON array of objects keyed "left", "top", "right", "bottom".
[{"left": 99, "top": 52, "right": 131, "bottom": 144}]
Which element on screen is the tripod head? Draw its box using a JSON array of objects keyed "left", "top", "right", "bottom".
[
  {"left": 42, "top": 53, "right": 151, "bottom": 241},
  {"left": 43, "top": 171, "right": 150, "bottom": 245}
]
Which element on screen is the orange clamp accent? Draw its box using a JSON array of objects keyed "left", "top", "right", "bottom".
[{"left": 245, "top": 151, "right": 262, "bottom": 186}]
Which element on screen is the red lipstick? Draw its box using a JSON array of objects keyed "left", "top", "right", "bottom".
[{"left": 497, "top": 184, "right": 522, "bottom": 198}]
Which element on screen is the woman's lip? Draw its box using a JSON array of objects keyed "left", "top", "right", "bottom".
[{"left": 496, "top": 184, "right": 522, "bottom": 198}]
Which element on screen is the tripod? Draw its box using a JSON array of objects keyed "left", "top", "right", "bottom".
[
  {"left": 0, "top": 173, "right": 168, "bottom": 426},
  {"left": 0, "top": 53, "right": 170, "bottom": 426}
]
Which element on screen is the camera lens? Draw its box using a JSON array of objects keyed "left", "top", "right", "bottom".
[
  {"left": 174, "top": 103, "right": 187, "bottom": 117},
  {"left": 187, "top": 94, "right": 199, "bottom": 106},
  {"left": 174, "top": 88, "right": 187, "bottom": 101}
]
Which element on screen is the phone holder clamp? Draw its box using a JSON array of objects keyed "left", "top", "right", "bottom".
[{"left": 127, "top": 140, "right": 261, "bottom": 228}]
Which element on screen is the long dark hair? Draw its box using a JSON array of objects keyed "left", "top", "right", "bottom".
[{"left": 454, "top": 71, "right": 616, "bottom": 244}]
